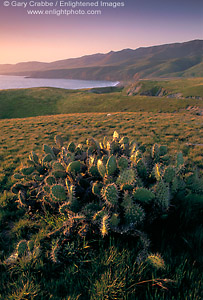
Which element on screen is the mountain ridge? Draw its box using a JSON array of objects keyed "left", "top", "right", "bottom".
[{"left": 0, "top": 39, "right": 202, "bottom": 81}]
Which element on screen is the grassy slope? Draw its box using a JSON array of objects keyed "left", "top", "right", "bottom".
[
  {"left": 8, "top": 55, "right": 203, "bottom": 81},
  {"left": 0, "top": 77, "right": 203, "bottom": 119},
  {"left": 0, "top": 112, "right": 203, "bottom": 299},
  {"left": 0, "top": 79, "right": 203, "bottom": 299},
  {"left": 126, "top": 77, "right": 203, "bottom": 97},
  {"left": 1, "top": 112, "right": 203, "bottom": 192}
]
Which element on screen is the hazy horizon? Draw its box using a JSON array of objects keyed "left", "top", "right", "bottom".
[
  {"left": 0, "top": 0, "right": 202, "bottom": 64},
  {"left": 1, "top": 38, "right": 202, "bottom": 65}
]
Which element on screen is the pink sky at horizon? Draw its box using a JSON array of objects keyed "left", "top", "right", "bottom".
[{"left": 0, "top": 0, "right": 202, "bottom": 64}]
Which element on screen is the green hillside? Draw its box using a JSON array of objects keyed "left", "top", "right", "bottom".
[
  {"left": 0, "top": 111, "right": 203, "bottom": 299},
  {"left": 0, "top": 78, "right": 203, "bottom": 119},
  {"left": 0, "top": 77, "right": 202, "bottom": 299},
  {"left": 126, "top": 77, "right": 203, "bottom": 98}
]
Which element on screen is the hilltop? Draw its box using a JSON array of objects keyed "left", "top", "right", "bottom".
[{"left": 0, "top": 40, "right": 202, "bottom": 81}]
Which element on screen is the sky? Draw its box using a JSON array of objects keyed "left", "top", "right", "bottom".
[{"left": 0, "top": 0, "right": 202, "bottom": 64}]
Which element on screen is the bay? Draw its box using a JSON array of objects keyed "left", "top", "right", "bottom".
[{"left": 0, "top": 75, "right": 119, "bottom": 90}]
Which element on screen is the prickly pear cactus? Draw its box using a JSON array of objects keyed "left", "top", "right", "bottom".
[
  {"left": 5, "top": 240, "right": 40, "bottom": 264},
  {"left": 145, "top": 253, "right": 165, "bottom": 270},
  {"left": 11, "top": 132, "right": 202, "bottom": 264}
]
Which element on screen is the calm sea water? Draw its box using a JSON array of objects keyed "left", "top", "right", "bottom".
[{"left": 0, "top": 75, "right": 119, "bottom": 90}]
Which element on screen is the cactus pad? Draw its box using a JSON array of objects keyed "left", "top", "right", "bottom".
[
  {"left": 146, "top": 253, "right": 165, "bottom": 270},
  {"left": 97, "top": 159, "right": 106, "bottom": 178},
  {"left": 106, "top": 155, "right": 117, "bottom": 175},
  {"left": 116, "top": 169, "right": 135, "bottom": 186},
  {"left": 68, "top": 141, "right": 76, "bottom": 153},
  {"left": 43, "top": 144, "right": 55, "bottom": 158},
  {"left": 17, "top": 240, "right": 28, "bottom": 257},
  {"left": 45, "top": 176, "right": 56, "bottom": 186},
  {"left": 124, "top": 203, "right": 145, "bottom": 226},
  {"left": 92, "top": 182, "right": 103, "bottom": 197},
  {"left": 67, "top": 161, "right": 81, "bottom": 175},
  {"left": 154, "top": 181, "right": 170, "bottom": 210},
  {"left": 51, "top": 184, "right": 67, "bottom": 201},
  {"left": 133, "top": 188, "right": 155, "bottom": 204},
  {"left": 103, "top": 183, "right": 119, "bottom": 207},
  {"left": 118, "top": 156, "right": 128, "bottom": 170},
  {"left": 54, "top": 135, "right": 64, "bottom": 148},
  {"left": 20, "top": 166, "right": 35, "bottom": 176},
  {"left": 163, "top": 166, "right": 176, "bottom": 183}
]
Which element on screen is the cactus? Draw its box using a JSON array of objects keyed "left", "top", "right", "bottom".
[
  {"left": 116, "top": 169, "right": 135, "bottom": 186},
  {"left": 82, "top": 203, "right": 100, "bottom": 219},
  {"left": 43, "top": 144, "right": 55, "bottom": 158},
  {"left": 13, "top": 173, "right": 24, "bottom": 180},
  {"left": 100, "top": 215, "right": 109, "bottom": 237},
  {"left": 59, "top": 202, "right": 70, "bottom": 215},
  {"left": 52, "top": 162, "right": 65, "bottom": 171},
  {"left": 154, "top": 181, "right": 170, "bottom": 211},
  {"left": 93, "top": 209, "right": 107, "bottom": 222},
  {"left": 136, "top": 159, "right": 147, "bottom": 179},
  {"left": 50, "top": 239, "right": 61, "bottom": 263},
  {"left": 109, "top": 213, "right": 120, "bottom": 228},
  {"left": 67, "top": 161, "right": 81, "bottom": 175},
  {"left": 118, "top": 156, "right": 128, "bottom": 170},
  {"left": 11, "top": 183, "right": 25, "bottom": 194},
  {"left": 17, "top": 190, "right": 27, "bottom": 207},
  {"left": 92, "top": 182, "right": 103, "bottom": 197},
  {"left": 131, "top": 150, "right": 142, "bottom": 164},
  {"left": 124, "top": 203, "right": 145, "bottom": 226},
  {"left": 17, "top": 240, "right": 28, "bottom": 257},
  {"left": 152, "top": 143, "right": 160, "bottom": 161},
  {"left": 133, "top": 188, "right": 155, "bottom": 204},
  {"left": 67, "top": 185, "right": 79, "bottom": 212},
  {"left": 159, "top": 145, "right": 167, "bottom": 156},
  {"left": 120, "top": 183, "right": 134, "bottom": 191},
  {"left": 87, "top": 137, "right": 99, "bottom": 149},
  {"left": 45, "top": 176, "right": 56, "bottom": 186},
  {"left": 54, "top": 134, "right": 64, "bottom": 148},
  {"left": 11, "top": 131, "right": 202, "bottom": 266},
  {"left": 51, "top": 184, "right": 67, "bottom": 201},
  {"left": 68, "top": 141, "right": 76, "bottom": 153},
  {"left": 52, "top": 170, "right": 66, "bottom": 179},
  {"left": 106, "top": 155, "right": 117, "bottom": 176},
  {"left": 103, "top": 183, "right": 119, "bottom": 207},
  {"left": 185, "top": 171, "right": 203, "bottom": 194},
  {"left": 113, "top": 131, "right": 119, "bottom": 141},
  {"left": 44, "top": 185, "right": 50, "bottom": 193},
  {"left": 119, "top": 136, "right": 129, "bottom": 145},
  {"left": 160, "top": 154, "right": 170, "bottom": 164},
  {"left": 33, "top": 174, "right": 44, "bottom": 181},
  {"left": 163, "top": 166, "right": 176, "bottom": 183},
  {"left": 27, "top": 240, "right": 35, "bottom": 252},
  {"left": 42, "top": 153, "right": 54, "bottom": 164},
  {"left": 97, "top": 159, "right": 106, "bottom": 178},
  {"left": 122, "top": 191, "right": 134, "bottom": 208},
  {"left": 109, "top": 140, "right": 121, "bottom": 155},
  {"left": 5, "top": 239, "right": 39, "bottom": 264},
  {"left": 154, "top": 163, "right": 162, "bottom": 181},
  {"left": 177, "top": 152, "right": 184, "bottom": 168},
  {"left": 88, "top": 165, "right": 100, "bottom": 177},
  {"left": 145, "top": 253, "right": 165, "bottom": 270},
  {"left": 67, "top": 184, "right": 76, "bottom": 202},
  {"left": 29, "top": 151, "right": 39, "bottom": 164},
  {"left": 20, "top": 166, "right": 35, "bottom": 176}
]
